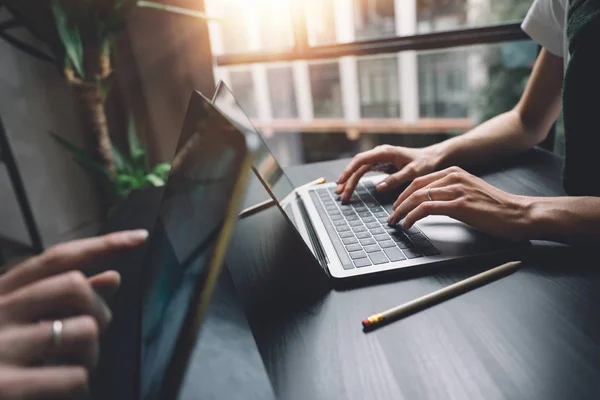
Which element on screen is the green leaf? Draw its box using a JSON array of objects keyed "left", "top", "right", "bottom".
[
  {"left": 127, "top": 116, "right": 147, "bottom": 168},
  {"left": 52, "top": 0, "right": 84, "bottom": 78},
  {"left": 111, "top": 142, "right": 132, "bottom": 173},
  {"left": 145, "top": 173, "right": 165, "bottom": 187},
  {"left": 49, "top": 131, "right": 110, "bottom": 179},
  {"left": 152, "top": 163, "right": 171, "bottom": 179}
]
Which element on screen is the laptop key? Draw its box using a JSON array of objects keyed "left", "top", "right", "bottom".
[
  {"left": 405, "top": 226, "right": 421, "bottom": 235},
  {"left": 369, "top": 251, "right": 388, "bottom": 265},
  {"left": 356, "top": 232, "right": 371, "bottom": 239},
  {"left": 330, "top": 214, "right": 344, "bottom": 221},
  {"left": 346, "top": 215, "right": 359, "bottom": 221},
  {"left": 379, "top": 240, "right": 396, "bottom": 249},
  {"left": 354, "top": 258, "right": 372, "bottom": 268},
  {"left": 358, "top": 212, "right": 372, "bottom": 218},
  {"left": 384, "top": 247, "right": 407, "bottom": 262},
  {"left": 342, "top": 210, "right": 356, "bottom": 216},
  {"left": 342, "top": 237, "right": 358, "bottom": 245},
  {"left": 362, "top": 217, "right": 376, "bottom": 223},
  {"left": 374, "top": 212, "right": 388, "bottom": 218},
  {"left": 346, "top": 244, "right": 362, "bottom": 252},
  {"left": 422, "top": 247, "right": 441, "bottom": 256},
  {"left": 370, "top": 228, "right": 385, "bottom": 235},
  {"left": 378, "top": 217, "right": 390, "bottom": 224},
  {"left": 333, "top": 219, "right": 347, "bottom": 226},
  {"left": 409, "top": 233, "right": 427, "bottom": 241},
  {"left": 396, "top": 241, "right": 415, "bottom": 250},
  {"left": 374, "top": 234, "right": 390, "bottom": 242},
  {"left": 336, "top": 225, "right": 351, "bottom": 232},
  {"left": 414, "top": 239, "right": 433, "bottom": 248},
  {"left": 402, "top": 248, "right": 423, "bottom": 259},
  {"left": 308, "top": 191, "right": 354, "bottom": 270},
  {"left": 359, "top": 238, "right": 376, "bottom": 246},
  {"left": 352, "top": 226, "right": 367, "bottom": 233},
  {"left": 349, "top": 250, "right": 367, "bottom": 260},
  {"left": 348, "top": 220, "right": 363, "bottom": 227},
  {"left": 369, "top": 207, "right": 383, "bottom": 213},
  {"left": 364, "top": 244, "right": 380, "bottom": 253},
  {"left": 339, "top": 231, "right": 354, "bottom": 238},
  {"left": 365, "top": 222, "right": 380, "bottom": 229}
]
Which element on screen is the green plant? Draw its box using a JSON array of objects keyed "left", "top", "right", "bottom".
[
  {"left": 50, "top": 117, "right": 171, "bottom": 204},
  {"left": 0, "top": 0, "right": 215, "bottom": 210}
]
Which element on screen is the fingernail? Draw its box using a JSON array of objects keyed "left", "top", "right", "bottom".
[
  {"left": 128, "top": 229, "right": 149, "bottom": 242},
  {"left": 376, "top": 182, "right": 388, "bottom": 191},
  {"left": 335, "top": 185, "right": 343, "bottom": 194}
]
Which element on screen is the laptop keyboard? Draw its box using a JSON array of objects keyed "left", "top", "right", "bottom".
[{"left": 308, "top": 182, "right": 440, "bottom": 270}]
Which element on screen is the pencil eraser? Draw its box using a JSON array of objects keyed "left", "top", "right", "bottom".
[{"left": 362, "top": 319, "right": 370, "bottom": 328}]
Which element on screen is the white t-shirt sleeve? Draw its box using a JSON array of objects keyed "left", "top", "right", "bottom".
[{"left": 521, "top": 0, "right": 566, "bottom": 57}]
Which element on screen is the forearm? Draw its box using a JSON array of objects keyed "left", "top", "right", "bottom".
[
  {"left": 523, "top": 196, "right": 600, "bottom": 245},
  {"left": 425, "top": 109, "right": 542, "bottom": 170}
]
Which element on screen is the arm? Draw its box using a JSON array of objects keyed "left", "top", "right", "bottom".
[
  {"left": 427, "top": 48, "right": 564, "bottom": 169},
  {"left": 526, "top": 196, "right": 600, "bottom": 246},
  {"left": 336, "top": 49, "right": 564, "bottom": 200}
]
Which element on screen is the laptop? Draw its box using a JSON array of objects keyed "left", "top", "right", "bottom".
[
  {"left": 136, "top": 90, "right": 260, "bottom": 399},
  {"left": 212, "top": 81, "right": 530, "bottom": 281}
]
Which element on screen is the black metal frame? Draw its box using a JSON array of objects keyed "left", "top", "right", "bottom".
[
  {"left": 216, "top": 23, "right": 528, "bottom": 66},
  {"left": 0, "top": 113, "right": 44, "bottom": 257}
]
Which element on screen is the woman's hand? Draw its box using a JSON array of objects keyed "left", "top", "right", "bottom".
[
  {"left": 335, "top": 145, "right": 441, "bottom": 202},
  {"left": 0, "top": 230, "right": 147, "bottom": 399},
  {"left": 388, "top": 167, "right": 533, "bottom": 240}
]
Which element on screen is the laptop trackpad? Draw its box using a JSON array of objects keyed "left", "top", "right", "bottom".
[{"left": 417, "top": 215, "right": 503, "bottom": 255}]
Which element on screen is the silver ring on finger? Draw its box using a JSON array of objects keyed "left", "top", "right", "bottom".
[
  {"left": 427, "top": 187, "right": 433, "bottom": 202},
  {"left": 51, "top": 320, "right": 63, "bottom": 349}
]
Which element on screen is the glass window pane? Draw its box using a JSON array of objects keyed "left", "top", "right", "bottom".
[
  {"left": 267, "top": 66, "right": 298, "bottom": 118},
  {"left": 306, "top": 0, "right": 337, "bottom": 45},
  {"left": 416, "top": 0, "right": 531, "bottom": 34},
  {"left": 309, "top": 62, "right": 343, "bottom": 118},
  {"left": 354, "top": 0, "right": 396, "bottom": 40},
  {"left": 228, "top": 69, "right": 258, "bottom": 118},
  {"left": 256, "top": 0, "right": 295, "bottom": 51},
  {"left": 358, "top": 56, "right": 400, "bottom": 118},
  {"left": 208, "top": 0, "right": 251, "bottom": 54}
]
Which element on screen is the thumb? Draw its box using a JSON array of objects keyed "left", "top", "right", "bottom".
[{"left": 376, "top": 164, "right": 418, "bottom": 192}]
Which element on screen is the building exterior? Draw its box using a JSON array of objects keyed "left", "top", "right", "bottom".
[{"left": 205, "top": 0, "right": 530, "bottom": 165}]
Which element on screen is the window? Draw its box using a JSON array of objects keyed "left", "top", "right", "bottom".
[
  {"left": 309, "top": 62, "right": 343, "bottom": 118},
  {"left": 267, "top": 66, "right": 298, "bottom": 118},
  {"left": 256, "top": 0, "right": 295, "bottom": 51},
  {"left": 358, "top": 56, "right": 400, "bottom": 118},
  {"left": 418, "top": 49, "right": 469, "bottom": 118},
  {"left": 229, "top": 69, "right": 258, "bottom": 118},
  {"left": 209, "top": 0, "right": 251, "bottom": 54},
  {"left": 306, "top": 0, "right": 337, "bottom": 45},
  {"left": 354, "top": 0, "right": 396, "bottom": 40}
]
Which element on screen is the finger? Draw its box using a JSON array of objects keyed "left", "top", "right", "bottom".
[
  {"left": 388, "top": 184, "right": 461, "bottom": 225},
  {"left": 0, "top": 316, "right": 99, "bottom": 370},
  {"left": 0, "top": 230, "right": 148, "bottom": 294},
  {"left": 375, "top": 162, "right": 420, "bottom": 192},
  {"left": 89, "top": 271, "right": 121, "bottom": 301},
  {"left": 403, "top": 201, "right": 460, "bottom": 230},
  {"left": 0, "top": 366, "right": 88, "bottom": 399},
  {"left": 2, "top": 271, "right": 112, "bottom": 332},
  {"left": 336, "top": 146, "right": 399, "bottom": 186},
  {"left": 341, "top": 165, "right": 371, "bottom": 202},
  {"left": 392, "top": 166, "right": 463, "bottom": 210}
]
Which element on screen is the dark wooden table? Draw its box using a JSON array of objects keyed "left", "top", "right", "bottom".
[{"left": 225, "top": 148, "right": 600, "bottom": 400}]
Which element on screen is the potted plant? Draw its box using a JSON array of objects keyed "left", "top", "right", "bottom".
[{"left": 0, "top": 0, "right": 215, "bottom": 213}]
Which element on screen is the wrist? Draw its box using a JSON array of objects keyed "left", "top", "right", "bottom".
[
  {"left": 421, "top": 144, "right": 446, "bottom": 171},
  {"left": 517, "top": 196, "right": 553, "bottom": 240}
]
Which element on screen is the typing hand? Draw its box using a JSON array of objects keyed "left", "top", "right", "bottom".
[
  {"left": 0, "top": 230, "right": 147, "bottom": 399},
  {"left": 335, "top": 145, "right": 440, "bottom": 203},
  {"left": 388, "top": 167, "right": 532, "bottom": 240}
]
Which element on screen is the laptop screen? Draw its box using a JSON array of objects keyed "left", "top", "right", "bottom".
[
  {"left": 139, "top": 91, "right": 253, "bottom": 400},
  {"left": 211, "top": 82, "right": 297, "bottom": 216}
]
